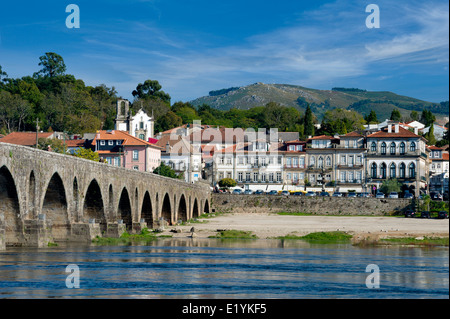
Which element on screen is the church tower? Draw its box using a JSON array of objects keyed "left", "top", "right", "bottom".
[{"left": 114, "top": 99, "right": 130, "bottom": 132}]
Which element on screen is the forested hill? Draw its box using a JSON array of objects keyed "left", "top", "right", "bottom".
[{"left": 190, "top": 82, "right": 449, "bottom": 121}]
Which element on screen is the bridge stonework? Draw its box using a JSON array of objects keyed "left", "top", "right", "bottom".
[{"left": 0, "top": 142, "right": 210, "bottom": 249}]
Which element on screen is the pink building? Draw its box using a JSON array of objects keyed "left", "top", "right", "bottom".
[{"left": 93, "top": 130, "right": 161, "bottom": 172}]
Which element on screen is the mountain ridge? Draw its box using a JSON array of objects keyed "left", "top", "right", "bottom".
[{"left": 190, "top": 82, "right": 449, "bottom": 121}]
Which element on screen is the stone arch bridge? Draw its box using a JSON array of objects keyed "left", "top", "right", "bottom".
[{"left": 0, "top": 142, "right": 211, "bottom": 249}]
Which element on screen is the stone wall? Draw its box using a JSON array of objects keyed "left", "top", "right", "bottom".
[{"left": 211, "top": 194, "right": 414, "bottom": 215}]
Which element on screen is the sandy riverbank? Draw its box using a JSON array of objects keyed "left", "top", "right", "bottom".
[{"left": 160, "top": 212, "right": 450, "bottom": 241}]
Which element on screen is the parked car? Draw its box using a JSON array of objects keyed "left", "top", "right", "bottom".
[
  {"left": 388, "top": 192, "right": 399, "bottom": 199},
  {"left": 244, "top": 189, "right": 253, "bottom": 195},
  {"left": 376, "top": 192, "right": 385, "bottom": 199},
  {"left": 292, "top": 191, "right": 303, "bottom": 196},
  {"left": 254, "top": 189, "right": 264, "bottom": 195},
  {"left": 305, "top": 191, "right": 316, "bottom": 197},
  {"left": 404, "top": 210, "right": 416, "bottom": 218},
  {"left": 431, "top": 193, "right": 443, "bottom": 201},
  {"left": 232, "top": 189, "right": 243, "bottom": 195},
  {"left": 281, "top": 190, "right": 290, "bottom": 196},
  {"left": 359, "top": 192, "right": 370, "bottom": 198},
  {"left": 267, "top": 190, "right": 278, "bottom": 195},
  {"left": 347, "top": 192, "right": 357, "bottom": 198},
  {"left": 420, "top": 211, "right": 431, "bottom": 219},
  {"left": 403, "top": 193, "right": 414, "bottom": 199},
  {"left": 332, "top": 192, "right": 343, "bottom": 197},
  {"left": 437, "top": 211, "right": 449, "bottom": 219},
  {"left": 319, "top": 191, "right": 330, "bottom": 197}
]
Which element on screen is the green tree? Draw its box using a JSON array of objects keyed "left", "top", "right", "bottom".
[
  {"left": 321, "top": 108, "right": 365, "bottom": 135},
  {"left": 132, "top": 79, "right": 171, "bottom": 104},
  {"left": 410, "top": 110, "right": 419, "bottom": 121},
  {"left": 156, "top": 111, "right": 183, "bottom": 133},
  {"left": 218, "top": 178, "right": 237, "bottom": 189},
  {"left": 420, "top": 109, "right": 436, "bottom": 127},
  {"left": 424, "top": 124, "right": 436, "bottom": 145},
  {"left": 304, "top": 104, "right": 315, "bottom": 137},
  {"left": 33, "top": 52, "right": 67, "bottom": 78},
  {"left": 390, "top": 108, "right": 402, "bottom": 121},
  {"left": 364, "top": 109, "right": 378, "bottom": 123},
  {"left": 380, "top": 178, "right": 401, "bottom": 194},
  {"left": 0, "top": 65, "right": 7, "bottom": 81},
  {"left": 37, "top": 138, "right": 66, "bottom": 153},
  {"left": 153, "top": 162, "right": 182, "bottom": 179},
  {"left": 72, "top": 148, "right": 100, "bottom": 161}
]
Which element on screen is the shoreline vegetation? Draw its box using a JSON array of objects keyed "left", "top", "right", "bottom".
[{"left": 91, "top": 211, "right": 449, "bottom": 247}]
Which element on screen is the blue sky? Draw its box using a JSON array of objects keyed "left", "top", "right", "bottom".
[{"left": 0, "top": 0, "right": 448, "bottom": 103}]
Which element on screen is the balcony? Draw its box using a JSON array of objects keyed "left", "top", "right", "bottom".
[
  {"left": 337, "top": 164, "right": 363, "bottom": 169},
  {"left": 284, "top": 164, "right": 306, "bottom": 169}
]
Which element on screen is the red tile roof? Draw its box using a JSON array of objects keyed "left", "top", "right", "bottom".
[
  {"left": 308, "top": 135, "right": 336, "bottom": 140},
  {"left": 93, "top": 130, "right": 160, "bottom": 148},
  {"left": 342, "top": 131, "right": 363, "bottom": 138},
  {"left": 367, "top": 126, "right": 421, "bottom": 139},
  {"left": 0, "top": 132, "right": 54, "bottom": 146}
]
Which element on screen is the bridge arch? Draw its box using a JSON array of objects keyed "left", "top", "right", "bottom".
[
  {"left": 203, "top": 199, "right": 210, "bottom": 214},
  {"left": 177, "top": 194, "right": 187, "bottom": 222},
  {"left": 41, "top": 172, "right": 70, "bottom": 241},
  {"left": 0, "top": 165, "right": 21, "bottom": 245},
  {"left": 192, "top": 198, "right": 200, "bottom": 218},
  {"left": 73, "top": 177, "right": 79, "bottom": 222},
  {"left": 83, "top": 179, "right": 106, "bottom": 232},
  {"left": 28, "top": 170, "right": 36, "bottom": 217},
  {"left": 118, "top": 187, "right": 132, "bottom": 231},
  {"left": 141, "top": 191, "right": 153, "bottom": 228},
  {"left": 161, "top": 193, "right": 172, "bottom": 225}
]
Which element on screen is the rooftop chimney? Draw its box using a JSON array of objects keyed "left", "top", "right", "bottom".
[
  {"left": 414, "top": 127, "right": 419, "bottom": 135},
  {"left": 394, "top": 124, "right": 399, "bottom": 133},
  {"left": 387, "top": 124, "right": 392, "bottom": 133}
]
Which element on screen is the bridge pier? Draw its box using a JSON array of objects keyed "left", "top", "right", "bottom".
[
  {"left": 106, "top": 222, "right": 126, "bottom": 238},
  {"left": 71, "top": 222, "right": 102, "bottom": 242},
  {"left": 22, "top": 215, "right": 53, "bottom": 248},
  {"left": 0, "top": 214, "right": 5, "bottom": 251},
  {"left": 132, "top": 220, "right": 149, "bottom": 234}
]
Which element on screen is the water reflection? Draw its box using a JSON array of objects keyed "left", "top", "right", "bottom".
[{"left": 0, "top": 239, "right": 448, "bottom": 299}]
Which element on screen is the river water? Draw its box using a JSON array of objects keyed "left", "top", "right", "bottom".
[{"left": 0, "top": 238, "right": 448, "bottom": 299}]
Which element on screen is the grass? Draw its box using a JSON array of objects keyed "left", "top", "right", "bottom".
[
  {"left": 209, "top": 230, "right": 258, "bottom": 239},
  {"left": 273, "top": 231, "right": 353, "bottom": 243},
  {"left": 92, "top": 228, "right": 171, "bottom": 245},
  {"left": 378, "top": 237, "right": 449, "bottom": 247}
]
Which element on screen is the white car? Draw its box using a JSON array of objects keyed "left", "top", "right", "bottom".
[
  {"left": 376, "top": 192, "right": 385, "bottom": 198},
  {"left": 388, "top": 192, "right": 398, "bottom": 198}
]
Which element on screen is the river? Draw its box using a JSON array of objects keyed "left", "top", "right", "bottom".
[{"left": 0, "top": 238, "right": 448, "bottom": 299}]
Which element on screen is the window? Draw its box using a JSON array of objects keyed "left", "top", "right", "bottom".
[
  {"left": 108, "top": 140, "right": 114, "bottom": 146},
  {"left": 341, "top": 155, "right": 346, "bottom": 165},
  {"left": 226, "top": 157, "right": 232, "bottom": 165},
  {"left": 326, "top": 156, "right": 331, "bottom": 166},
  {"left": 238, "top": 172, "right": 243, "bottom": 182},
  {"left": 133, "top": 166, "right": 139, "bottom": 171},
  {"left": 390, "top": 163, "right": 396, "bottom": 178},
  {"left": 409, "top": 163, "right": 416, "bottom": 178},
  {"left": 299, "top": 157, "right": 305, "bottom": 167},
  {"left": 227, "top": 172, "right": 232, "bottom": 179},
  {"left": 139, "top": 134, "right": 145, "bottom": 140},
  {"left": 132, "top": 150, "right": 139, "bottom": 161},
  {"left": 299, "top": 172, "right": 305, "bottom": 180},
  {"left": 345, "top": 140, "right": 349, "bottom": 148},
  {"left": 261, "top": 173, "right": 266, "bottom": 182},
  {"left": 296, "top": 145, "right": 303, "bottom": 151},
  {"left": 356, "top": 155, "right": 362, "bottom": 165},
  {"left": 289, "top": 145, "right": 295, "bottom": 151},
  {"left": 253, "top": 172, "right": 258, "bottom": 182},
  {"left": 100, "top": 140, "right": 105, "bottom": 146},
  {"left": 140, "top": 121, "right": 144, "bottom": 129},
  {"left": 269, "top": 173, "right": 274, "bottom": 182},
  {"left": 246, "top": 173, "right": 251, "bottom": 181},
  {"left": 277, "top": 156, "right": 282, "bottom": 164},
  {"left": 293, "top": 173, "right": 298, "bottom": 183},
  {"left": 399, "top": 163, "right": 406, "bottom": 178},
  {"left": 106, "top": 157, "right": 112, "bottom": 165},
  {"left": 400, "top": 142, "right": 405, "bottom": 155},
  {"left": 381, "top": 142, "right": 386, "bottom": 155},
  {"left": 371, "top": 142, "right": 377, "bottom": 152},
  {"left": 348, "top": 172, "right": 354, "bottom": 182},
  {"left": 310, "top": 156, "right": 315, "bottom": 166},
  {"left": 287, "top": 173, "right": 292, "bottom": 181},
  {"left": 238, "top": 156, "right": 244, "bottom": 165},
  {"left": 356, "top": 171, "right": 362, "bottom": 182},
  {"left": 117, "top": 140, "right": 122, "bottom": 145},
  {"left": 276, "top": 172, "right": 281, "bottom": 182},
  {"left": 293, "top": 157, "right": 299, "bottom": 167},
  {"left": 318, "top": 156, "right": 324, "bottom": 168},
  {"left": 380, "top": 163, "right": 387, "bottom": 179},
  {"left": 390, "top": 142, "right": 396, "bottom": 155},
  {"left": 410, "top": 142, "right": 416, "bottom": 152},
  {"left": 348, "top": 156, "right": 354, "bottom": 166},
  {"left": 114, "top": 157, "right": 120, "bottom": 167},
  {"left": 371, "top": 163, "right": 377, "bottom": 179},
  {"left": 340, "top": 171, "right": 346, "bottom": 182},
  {"left": 286, "top": 157, "right": 292, "bottom": 167}
]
